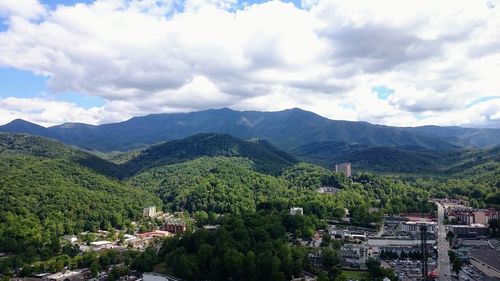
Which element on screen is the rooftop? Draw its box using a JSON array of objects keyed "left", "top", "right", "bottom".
[
  {"left": 451, "top": 224, "right": 488, "bottom": 228},
  {"left": 470, "top": 249, "right": 500, "bottom": 271},
  {"left": 90, "top": 241, "right": 113, "bottom": 246}
]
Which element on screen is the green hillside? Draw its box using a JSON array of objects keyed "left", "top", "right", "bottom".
[
  {"left": 0, "top": 132, "right": 498, "bottom": 279},
  {"left": 128, "top": 157, "right": 293, "bottom": 214},
  {"left": 121, "top": 133, "right": 298, "bottom": 176},
  {"left": 0, "top": 133, "right": 121, "bottom": 178},
  {"left": 0, "top": 134, "right": 161, "bottom": 259}
]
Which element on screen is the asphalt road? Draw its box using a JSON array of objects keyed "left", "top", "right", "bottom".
[{"left": 436, "top": 202, "right": 451, "bottom": 281}]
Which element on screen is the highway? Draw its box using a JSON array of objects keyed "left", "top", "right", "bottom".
[{"left": 436, "top": 202, "right": 451, "bottom": 281}]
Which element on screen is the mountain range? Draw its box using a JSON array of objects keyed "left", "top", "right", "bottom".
[{"left": 2, "top": 108, "right": 499, "bottom": 153}]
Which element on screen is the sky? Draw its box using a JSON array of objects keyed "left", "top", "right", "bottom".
[{"left": 0, "top": 0, "right": 500, "bottom": 127}]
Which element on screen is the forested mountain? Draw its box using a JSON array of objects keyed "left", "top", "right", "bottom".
[
  {"left": 0, "top": 134, "right": 161, "bottom": 259},
  {"left": 292, "top": 140, "right": 500, "bottom": 174},
  {"left": 2, "top": 108, "right": 489, "bottom": 152},
  {"left": 397, "top": 125, "right": 500, "bottom": 148},
  {"left": 0, "top": 133, "right": 121, "bottom": 177},
  {"left": 120, "top": 133, "right": 297, "bottom": 176},
  {"left": 0, "top": 131, "right": 498, "bottom": 279},
  {"left": 0, "top": 119, "right": 55, "bottom": 139}
]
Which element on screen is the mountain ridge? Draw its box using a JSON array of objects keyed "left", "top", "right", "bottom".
[
  {"left": 1, "top": 108, "right": 499, "bottom": 152},
  {"left": 120, "top": 133, "right": 298, "bottom": 176}
]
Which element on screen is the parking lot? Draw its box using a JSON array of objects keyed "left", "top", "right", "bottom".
[
  {"left": 453, "top": 264, "right": 487, "bottom": 281},
  {"left": 388, "top": 259, "right": 438, "bottom": 280}
]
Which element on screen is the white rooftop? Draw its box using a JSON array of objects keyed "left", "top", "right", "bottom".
[{"left": 90, "top": 240, "right": 113, "bottom": 246}]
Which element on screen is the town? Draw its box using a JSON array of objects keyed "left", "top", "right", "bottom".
[{"left": 4, "top": 169, "right": 499, "bottom": 281}]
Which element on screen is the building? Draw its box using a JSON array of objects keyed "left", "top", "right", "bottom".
[
  {"left": 43, "top": 269, "right": 88, "bottom": 281},
  {"left": 455, "top": 209, "right": 500, "bottom": 225},
  {"left": 340, "top": 245, "right": 368, "bottom": 269},
  {"left": 400, "top": 221, "right": 437, "bottom": 236},
  {"left": 62, "top": 235, "right": 78, "bottom": 244},
  {"left": 203, "top": 225, "right": 219, "bottom": 231},
  {"left": 318, "top": 186, "right": 341, "bottom": 194},
  {"left": 138, "top": 230, "right": 173, "bottom": 239},
  {"left": 455, "top": 247, "right": 471, "bottom": 262},
  {"left": 143, "top": 272, "right": 182, "bottom": 281},
  {"left": 290, "top": 207, "right": 304, "bottom": 215},
  {"left": 340, "top": 244, "right": 368, "bottom": 259},
  {"left": 163, "top": 218, "right": 187, "bottom": 233},
  {"left": 143, "top": 206, "right": 157, "bottom": 217},
  {"left": 90, "top": 241, "right": 113, "bottom": 250},
  {"left": 450, "top": 224, "right": 489, "bottom": 237},
  {"left": 291, "top": 272, "right": 317, "bottom": 281},
  {"left": 335, "top": 163, "right": 352, "bottom": 177}
]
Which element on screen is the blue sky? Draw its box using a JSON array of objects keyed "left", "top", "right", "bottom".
[
  {"left": 0, "top": 0, "right": 499, "bottom": 127},
  {"left": 0, "top": 67, "right": 105, "bottom": 108}
]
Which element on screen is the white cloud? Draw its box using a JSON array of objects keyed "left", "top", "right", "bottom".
[
  {"left": 0, "top": 0, "right": 499, "bottom": 127},
  {"left": 0, "top": 97, "right": 102, "bottom": 127},
  {"left": 0, "top": 0, "right": 46, "bottom": 19}
]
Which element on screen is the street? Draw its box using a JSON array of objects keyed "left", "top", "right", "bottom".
[{"left": 436, "top": 202, "right": 451, "bottom": 281}]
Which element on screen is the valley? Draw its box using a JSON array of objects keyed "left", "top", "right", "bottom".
[{"left": 0, "top": 110, "right": 499, "bottom": 281}]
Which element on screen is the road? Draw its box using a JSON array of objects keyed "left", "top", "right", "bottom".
[{"left": 436, "top": 202, "right": 451, "bottom": 281}]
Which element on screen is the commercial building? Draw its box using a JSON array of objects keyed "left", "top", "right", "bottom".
[
  {"left": 454, "top": 209, "right": 500, "bottom": 225},
  {"left": 335, "top": 163, "right": 352, "bottom": 177},
  {"left": 450, "top": 224, "right": 489, "bottom": 237},
  {"left": 400, "top": 221, "right": 437, "bottom": 237},
  {"left": 340, "top": 244, "right": 368, "bottom": 259},
  {"left": 138, "top": 230, "right": 172, "bottom": 239},
  {"left": 163, "top": 219, "right": 187, "bottom": 234}
]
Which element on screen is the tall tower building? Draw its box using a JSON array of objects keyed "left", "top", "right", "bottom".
[
  {"left": 335, "top": 163, "right": 352, "bottom": 177},
  {"left": 143, "top": 206, "right": 156, "bottom": 217}
]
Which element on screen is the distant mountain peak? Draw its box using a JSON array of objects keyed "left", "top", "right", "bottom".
[
  {"left": 4, "top": 118, "right": 42, "bottom": 126},
  {"left": 1, "top": 108, "right": 499, "bottom": 151}
]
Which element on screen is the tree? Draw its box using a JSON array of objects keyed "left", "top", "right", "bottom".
[
  {"left": 321, "top": 248, "right": 340, "bottom": 269},
  {"left": 488, "top": 218, "right": 500, "bottom": 237},
  {"left": 321, "top": 233, "right": 332, "bottom": 247},
  {"left": 90, "top": 261, "right": 99, "bottom": 278},
  {"left": 452, "top": 258, "right": 463, "bottom": 275}
]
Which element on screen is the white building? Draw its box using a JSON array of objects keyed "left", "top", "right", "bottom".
[
  {"left": 90, "top": 241, "right": 113, "bottom": 250},
  {"left": 143, "top": 273, "right": 182, "bottom": 281},
  {"left": 335, "top": 163, "right": 352, "bottom": 177},
  {"left": 400, "top": 221, "right": 437, "bottom": 234},
  {"left": 62, "top": 235, "right": 78, "bottom": 244},
  {"left": 44, "top": 270, "right": 86, "bottom": 281},
  {"left": 143, "top": 206, "right": 156, "bottom": 217},
  {"left": 290, "top": 207, "right": 304, "bottom": 215}
]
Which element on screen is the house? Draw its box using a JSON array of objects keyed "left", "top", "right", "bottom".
[
  {"left": 290, "top": 207, "right": 304, "bottom": 216},
  {"left": 62, "top": 235, "right": 78, "bottom": 244},
  {"left": 142, "top": 272, "right": 182, "bottom": 281},
  {"left": 202, "top": 225, "right": 219, "bottom": 230}
]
